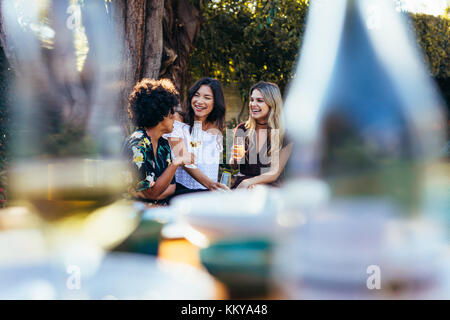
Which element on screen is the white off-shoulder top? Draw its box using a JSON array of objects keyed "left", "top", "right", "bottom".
[{"left": 164, "top": 120, "right": 223, "bottom": 189}]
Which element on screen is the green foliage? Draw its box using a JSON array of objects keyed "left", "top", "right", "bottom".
[
  {"left": 407, "top": 12, "right": 450, "bottom": 79},
  {"left": 189, "top": 0, "right": 309, "bottom": 101},
  {"left": 407, "top": 12, "right": 450, "bottom": 126},
  {"left": 192, "top": 1, "right": 450, "bottom": 175},
  {"left": 190, "top": 1, "right": 450, "bottom": 109}
]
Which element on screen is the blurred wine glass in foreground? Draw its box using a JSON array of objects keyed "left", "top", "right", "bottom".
[
  {"left": 276, "top": 0, "right": 449, "bottom": 299},
  {"left": 3, "top": 0, "right": 138, "bottom": 275}
]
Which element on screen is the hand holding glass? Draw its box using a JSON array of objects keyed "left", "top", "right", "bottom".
[
  {"left": 233, "top": 137, "right": 246, "bottom": 177},
  {"left": 185, "top": 121, "right": 202, "bottom": 169}
]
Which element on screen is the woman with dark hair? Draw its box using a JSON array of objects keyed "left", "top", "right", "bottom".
[
  {"left": 165, "top": 77, "right": 229, "bottom": 195},
  {"left": 183, "top": 77, "right": 226, "bottom": 132},
  {"left": 124, "top": 78, "right": 194, "bottom": 204}
]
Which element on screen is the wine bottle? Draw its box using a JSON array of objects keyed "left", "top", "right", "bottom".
[
  {"left": 284, "top": 0, "right": 446, "bottom": 213},
  {"left": 276, "top": 0, "right": 448, "bottom": 299}
]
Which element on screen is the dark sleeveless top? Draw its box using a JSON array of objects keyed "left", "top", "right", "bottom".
[{"left": 231, "top": 122, "right": 291, "bottom": 188}]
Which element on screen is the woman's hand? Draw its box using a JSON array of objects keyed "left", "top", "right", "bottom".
[
  {"left": 236, "top": 179, "right": 255, "bottom": 190},
  {"left": 207, "top": 181, "right": 230, "bottom": 191},
  {"left": 173, "top": 152, "right": 195, "bottom": 167}
]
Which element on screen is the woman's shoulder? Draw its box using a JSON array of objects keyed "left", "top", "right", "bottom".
[
  {"left": 173, "top": 119, "right": 189, "bottom": 128},
  {"left": 235, "top": 122, "right": 247, "bottom": 131},
  {"left": 173, "top": 112, "right": 184, "bottom": 122},
  {"left": 127, "top": 128, "right": 146, "bottom": 143},
  {"left": 125, "top": 128, "right": 150, "bottom": 150},
  {"left": 232, "top": 122, "right": 248, "bottom": 138},
  {"left": 202, "top": 121, "right": 222, "bottom": 136}
]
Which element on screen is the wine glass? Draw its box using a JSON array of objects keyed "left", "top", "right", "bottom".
[
  {"left": 185, "top": 121, "right": 202, "bottom": 169},
  {"left": 4, "top": 0, "right": 139, "bottom": 277},
  {"left": 233, "top": 137, "right": 246, "bottom": 177}
]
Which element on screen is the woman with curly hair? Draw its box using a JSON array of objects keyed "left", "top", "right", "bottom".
[
  {"left": 231, "top": 81, "right": 293, "bottom": 189},
  {"left": 165, "top": 77, "right": 229, "bottom": 196},
  {"left": 123, "top": 78, "right": 194, "bottom": 204}
]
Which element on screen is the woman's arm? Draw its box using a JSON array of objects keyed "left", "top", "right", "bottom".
[
  {"left": 236, "top": 142, "right": 293, "bottom": 189},
  {"left": 136, "top": 163, "right": 178, "bottom": 200},
  {"left": 137, "top": 155, "right": 193, "bottom": 200},
  {"left": 156, "top": 183, "right": 176, "bottom": 200},
  {"left": 168, "top": 137, "right": 228, "bottom": 190}
]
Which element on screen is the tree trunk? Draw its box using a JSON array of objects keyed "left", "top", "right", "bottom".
[
  {"left": 160, "top": 0, "right": 200, "bottom": 98},
  {"left": 0, "top": 0, "right": 19, "bottom": 76},
  {"left": 112, "top": 0, "right": 164, "bottom": 83},
  {"left": 111, "top": 0, "right": 164, "bottom": 129},
  {"left": 0, "top": 0, "right": 201, "bottom": 131},
  {"left": 111, "top": 0, "right": 200, "bottom": 127}
]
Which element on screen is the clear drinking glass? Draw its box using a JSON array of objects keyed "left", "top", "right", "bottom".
[
  {"left": 185, "top": 121, "right": 202, "bottom": 169},
  {"left": 4, "top": 0, "right": 139, "bottom": 276},
  {"left": 233, "top": 137, "right": 246, "bottom": 177}
]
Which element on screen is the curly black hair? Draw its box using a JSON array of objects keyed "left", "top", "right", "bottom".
[
  {"left": 128, "top": 78, "right": 179, "bottom": 128},
  {"left": 183, "top": 77, "right": 226, "bottom": 132}
]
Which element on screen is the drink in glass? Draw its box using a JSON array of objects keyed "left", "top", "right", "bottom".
[
  {"left": 233, "top": 137, "right": 246, "bottom": 177},
  {"left": 185, "top": 121, "right": 202, "bottom": 169}
]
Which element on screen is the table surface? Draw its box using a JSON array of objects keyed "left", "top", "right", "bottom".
[{"left": 1, "top": 161, "right": 448, "bottom": 299}]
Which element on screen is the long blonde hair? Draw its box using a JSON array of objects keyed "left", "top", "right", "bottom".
[{"left": 245, "top": 81, "right": 284, "bottom": 155}]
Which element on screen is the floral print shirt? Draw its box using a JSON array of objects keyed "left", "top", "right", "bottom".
[{"left": 123, "top": 128, "right": 175, "bottom": 192}]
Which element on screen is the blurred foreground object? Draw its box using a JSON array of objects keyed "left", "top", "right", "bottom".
[
  {"left": 0, "top": 251, "right": 216, "bottom": 299},
  {"left": 172, "top": 186, "right": 281, "bottom": 298},
  {"left": 1, "top": 0, "right": 138, "bottom": 282},
  {"left": 277, "top": 0, "right": 449, "bottom": 299},
  {"left": 284, "top": 0, "right": 447, "bottom": 201}
]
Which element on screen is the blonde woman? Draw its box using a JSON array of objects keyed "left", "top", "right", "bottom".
[{"left": 231, "top": 81, "right": 293, "bottom": 189}]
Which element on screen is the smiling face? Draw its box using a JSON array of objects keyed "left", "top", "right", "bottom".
[
  {"left": 249, "top": 89, "right": 270, "bottom": 121},
  {"left": 191, "top": 85, "right": 214, "bottom": 121}
]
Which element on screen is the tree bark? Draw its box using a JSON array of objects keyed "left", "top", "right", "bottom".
[
  {"left": 160, "top": 0, "right": 200, "bottom": 96},
  {"left": 112, "top": 0, "right": 164, "bottom": 85},
  {"left": 111, "top": 0, "right": 164, "bottom": 129},
  {"left": 0, "top": 0, "right": 19, "bottom": 76},
  {"left": 0, "top": 0, "right": 201, "bottom": 131},
  {"left": 112, "top": 0, "right": 201, "bottom": 92},
  {"left": 112, "top": 0, "right": 200, "bottom": 127}
]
